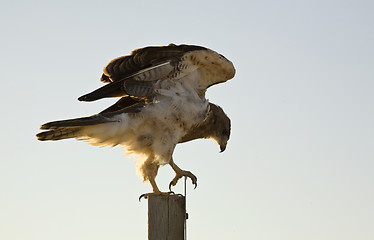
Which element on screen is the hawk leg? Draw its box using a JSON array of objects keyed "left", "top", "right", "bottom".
[
  {"left": 139, "top": 177, "right": 175, "bottom": 201},
  {"left": 138, "top": 157, "right": 174, "bottom": 201},
  {"left": 169, "top": 158, "right": 197, "bottom": 191}
]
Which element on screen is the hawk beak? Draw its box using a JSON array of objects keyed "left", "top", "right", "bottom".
[{"left": 219, "top": 144, "right": 226, "bottom": 153}]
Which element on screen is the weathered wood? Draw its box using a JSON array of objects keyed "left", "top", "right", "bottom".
[{"left": 148, "top": 195, "right": 186, "bottom": 240}]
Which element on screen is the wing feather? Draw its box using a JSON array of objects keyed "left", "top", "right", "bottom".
[
  {"left": 79, "top": 44, "right": 235, "bottom": 102},
  {"left": 101, "top": 44, "right": 207, "bottom": 82},
  {"left": 99, "top": 97, "right": 145, "bottom": 114}
]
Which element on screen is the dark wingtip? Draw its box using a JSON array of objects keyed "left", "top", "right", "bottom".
[
  {"left": 40, "top": 123, "right": 50, "bottom": 130},
  {"left": 78, "top": 95, "right": 93, "bottom": 102}
]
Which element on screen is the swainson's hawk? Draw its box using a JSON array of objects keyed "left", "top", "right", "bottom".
[{"left": 37, "top": 44, "right": 235, "bottom": 197}]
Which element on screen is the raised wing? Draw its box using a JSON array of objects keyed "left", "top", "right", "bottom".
[
  {"left": 78, "top": 44, "right": 235, "bottom": 102},
  {"left": 101, "top": 44, "right": 207, "bottom": 83}
]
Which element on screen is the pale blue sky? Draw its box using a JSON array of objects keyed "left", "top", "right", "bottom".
[{"left": 1, "top": 0, "right": 373, "bottom": 239}]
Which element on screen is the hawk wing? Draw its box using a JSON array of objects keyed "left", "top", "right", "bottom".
[
  {"left": 78, "top": 44, "right": 235, "bottom": 102},
  {"left": 98, "top": 96, "right": 145, "bottom": 114}
]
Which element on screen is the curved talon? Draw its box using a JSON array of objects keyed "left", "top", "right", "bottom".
[
  {"left": 169, "top": 182, "right": 173, "bottom": 192},
  {"left": 169, "top": 171, "right": 198, "bottom": 191},
  {"left": 139, "top": 194, "right": 147, "bottom": 202},
  {"left": 138, "top": 191, "right": 175, "bottom": 202}
]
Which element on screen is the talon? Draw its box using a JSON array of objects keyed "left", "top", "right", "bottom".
[
  {"left": 138, "top": 191, "right": 175, "bottom": 202},
  {"left": 169, "top": 182, "right": 173, "bottom": 192},
  {"left": 169, "top": 170, "right": 197, "bottom": 190},
  {"left": 138, "top": 194, "right": 147, "bottom": 201},
  {"left": 168, "top": 175, "right": 180, "bottom": 191}
]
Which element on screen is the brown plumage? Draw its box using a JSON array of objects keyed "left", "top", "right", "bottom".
[
  {"left": 37, "top": 44, "right": 235, "bottom": 197},
  {"left": 179, "top": 103, "right": 231, "bottom": 152},
  {"left": 101, "top": 44, "right": 207, "bottom": 83}
]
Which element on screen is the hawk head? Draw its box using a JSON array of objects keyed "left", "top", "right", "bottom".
[
  {"left": 208, "top": 104, "right": 231, "bottom": 153},
  {"left": 178, "top": 103, "right": 231, "bottom": 152}
]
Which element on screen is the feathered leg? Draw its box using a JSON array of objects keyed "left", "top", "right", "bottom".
[{"left": 138, "top": 155, "right": 173, "bottom": 201}]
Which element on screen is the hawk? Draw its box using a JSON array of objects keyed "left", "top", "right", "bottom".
[{"left": 36, "top": 44, "right": 235, "bottom": 197}]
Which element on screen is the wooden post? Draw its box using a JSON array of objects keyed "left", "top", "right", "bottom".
[{"left": 148, "top": 195, "right": 186, "bottom": 240}]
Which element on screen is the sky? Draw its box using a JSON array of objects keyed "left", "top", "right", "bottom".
[{"left": 1, "top": 0, "right": 373, "bottom": 239}]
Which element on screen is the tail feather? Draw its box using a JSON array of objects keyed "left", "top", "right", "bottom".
[
  {"left": 40, "top": 115, "right": 117, "bottom": 130},
  {"left": 37, "top": 127, "right": 81, "bottom": 141},
  {"left": 37, "top": 114, "right": 119, "bottom": 141}
]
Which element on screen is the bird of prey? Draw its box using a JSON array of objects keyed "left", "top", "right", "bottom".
[{"left": 36, "top": 44, "right": 235, "bottom": 198}]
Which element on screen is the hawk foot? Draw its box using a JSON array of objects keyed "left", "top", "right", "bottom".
[
  {"left": 138, "top": 191, "right": 175, "bottom": 202},
  {"left": 169, "top": 170, "right": 197, "bottom": 191}
]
